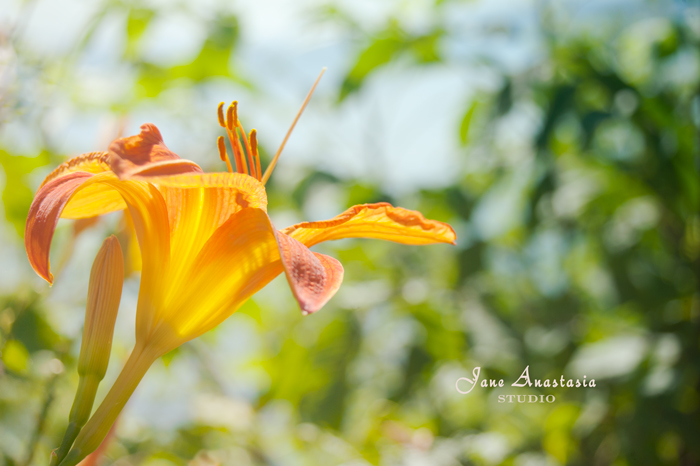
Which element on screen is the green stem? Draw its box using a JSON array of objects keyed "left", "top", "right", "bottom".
[
  {"left": 51, "top": 375, "right": 101, "bottom": 466},
  {"left": 57, "top": 346, "right": 157, "bottom": 466}
]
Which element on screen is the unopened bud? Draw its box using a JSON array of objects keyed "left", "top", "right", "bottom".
[
  {"left": 52, "top": 236, "right": 123, "bottom": 466},
  {"left": 78, "top": 235, "right": 123, "bottom": 379}
]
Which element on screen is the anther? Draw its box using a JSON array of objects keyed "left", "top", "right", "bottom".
[
  {"left": 227, "top": 101, "right": 237, "bottom": 131},
  {"left": 217, "top": 102, "right": 226, "bottom": 128},
  {"left": 217, "top": 136, "right": 233, "bottom": 173},
  {"left": 217, "top": 136, "right": 226, "bottom": 161}
]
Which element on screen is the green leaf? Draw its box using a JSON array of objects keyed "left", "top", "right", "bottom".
[
  {"left": 125, "top": 8, "right": 155, "bottom": 59},
  {"left": 1, "top": 340, "right": 30, "bottom": 374},
  {"left": 161, "top": 346, "right": 180, "bottom": 367},
  {"left": 459, "top": 101, "right": 477, "bottom": 145},
  {"left": 340, "top": 36, "right": 405, "bottom": 101},
  {"left": 339, "top": 26, "right": 443, "bottom": 101},
  {"left": 409, "top": 30, "right": 442, "bottom": 63},
  {"left": 9, "top": 303, "right": 61, "bottom": 353},
  {"left": 136, "top": 15, "right": 246, "bottom": 98}
]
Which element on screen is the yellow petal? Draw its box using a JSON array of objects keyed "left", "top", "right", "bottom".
[
  {"left": 149, "top": 172, "right": 268, "bottom": 210},
  {"left": 281, "top": 202, "right": 457, "bottom": 247},
  {"left": 38, "top": 152, "right": 126, "bottom": 220},
  {"left": 151, "top": 208, "right": 343, "bottom": 351},
  {"left": 147, "top": 172, "right": 268, "bottom": 304},
  {"left": 25, "top": 172, "right": 170, "bottom": 297},
  {"left": 108, "top": 123, "right": 203, "bottom": 179},
  {"left": 154, "top": 207, "right": 283, "bottom": 350},
  {"left": 120, "top": 209, "right": 142, "bottom": 275},
  {"left": 93, "top": 178, "right": 171, "bottom": 344},
  {"left": 39, "top": 151, "right": 111, "bottom": 188},
  {"left": 61, "top": 178, "right": 129, "bottom": 219}
]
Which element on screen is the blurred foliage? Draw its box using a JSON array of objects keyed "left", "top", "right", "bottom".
[
  {"left": 338, "top": 20, "right": 443, "bottom": 101},
  {"left": 1, "top": 1, "right": 700, "bottom": 466},
  {"left": 135, "top": 13, "right": 245, "bottom": 98},
  {"left": 0, "top": 150, "right": 50, "bottom": 237}
]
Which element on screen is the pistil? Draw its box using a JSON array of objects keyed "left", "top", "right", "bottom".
[{"left": 261, "top": 68, "right": 325, "bottom": 185}]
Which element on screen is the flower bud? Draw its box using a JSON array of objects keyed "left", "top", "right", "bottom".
[
  {"left": 78, "top": 235, "right": 123, "bottom": 379},
  {"left": 52, "top": 235, "right": 123, "bottom": 466}
]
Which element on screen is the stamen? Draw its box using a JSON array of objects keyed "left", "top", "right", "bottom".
[
  {"left": 229, "top": 132, "right": 244, "bottom": 173},
  {"left": 217, "top": 136, "right": 234, "bottom": 173},
  {"left": 232, "top": 126, "right": 250, "bottom": 175},
  {"left": 217, "top": 102, "right": 226, "bottom": 128},
  {"left": 237, "top": 121, "right": 256, "bottom": 179},
  {"left": 223, "top": 101, "right": 245, "bottom": 173},
  {"left": 261, "top": 67, "right": 326, "bottom": 185},
  {"left": 250, "top": 129, "right": 261, "bottom": 181}
]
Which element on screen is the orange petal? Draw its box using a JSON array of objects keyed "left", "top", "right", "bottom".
[
  {"left": 25, "top": 172, "right": 170, "bottom": 291},
  {"left": 154, "top": 208, "right": 343, "bottom": 346},
  {"left": 25, "top": 171, "right": 94, "bottom": 283},
  {"left": 61, "top": 175, "right": 128, "bottom": 219},
  {"left": 108, "top": 123, "right": 203, "bottom": 180},
  {"left": 102, "top": 179, "right": 170, "bottom": 344},
  {"left": 281, "top": 202, "right": 457, "bottom": 247},
  {"left": 155, "top": 208, "right": 284, "bottom": 345}
]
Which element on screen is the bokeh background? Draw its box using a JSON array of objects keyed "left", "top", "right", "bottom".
[{"left": 1, "top": 0, "right": 699, "bottom": 465}]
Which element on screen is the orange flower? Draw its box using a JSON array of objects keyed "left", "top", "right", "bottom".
[{"left": 26, "top": 81, "right": 455, "bottom": 466}]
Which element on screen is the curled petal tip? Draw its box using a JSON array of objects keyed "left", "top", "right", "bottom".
[
  {"left": 25, "top": 172, "right": 95, "bottom": 285},
  {"left": 108, "top": 123, "right": 202, "bottom": 179},
  {"left": 274, "top": 230, "right": 344, "bottom": 316},
  {"left": 446, "top": 226, "right": 457, "bottom": 245}
]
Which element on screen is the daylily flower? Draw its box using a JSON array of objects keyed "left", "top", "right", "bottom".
[{"left": 25, "top": 76, "right": 456, "bottom": 465}]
